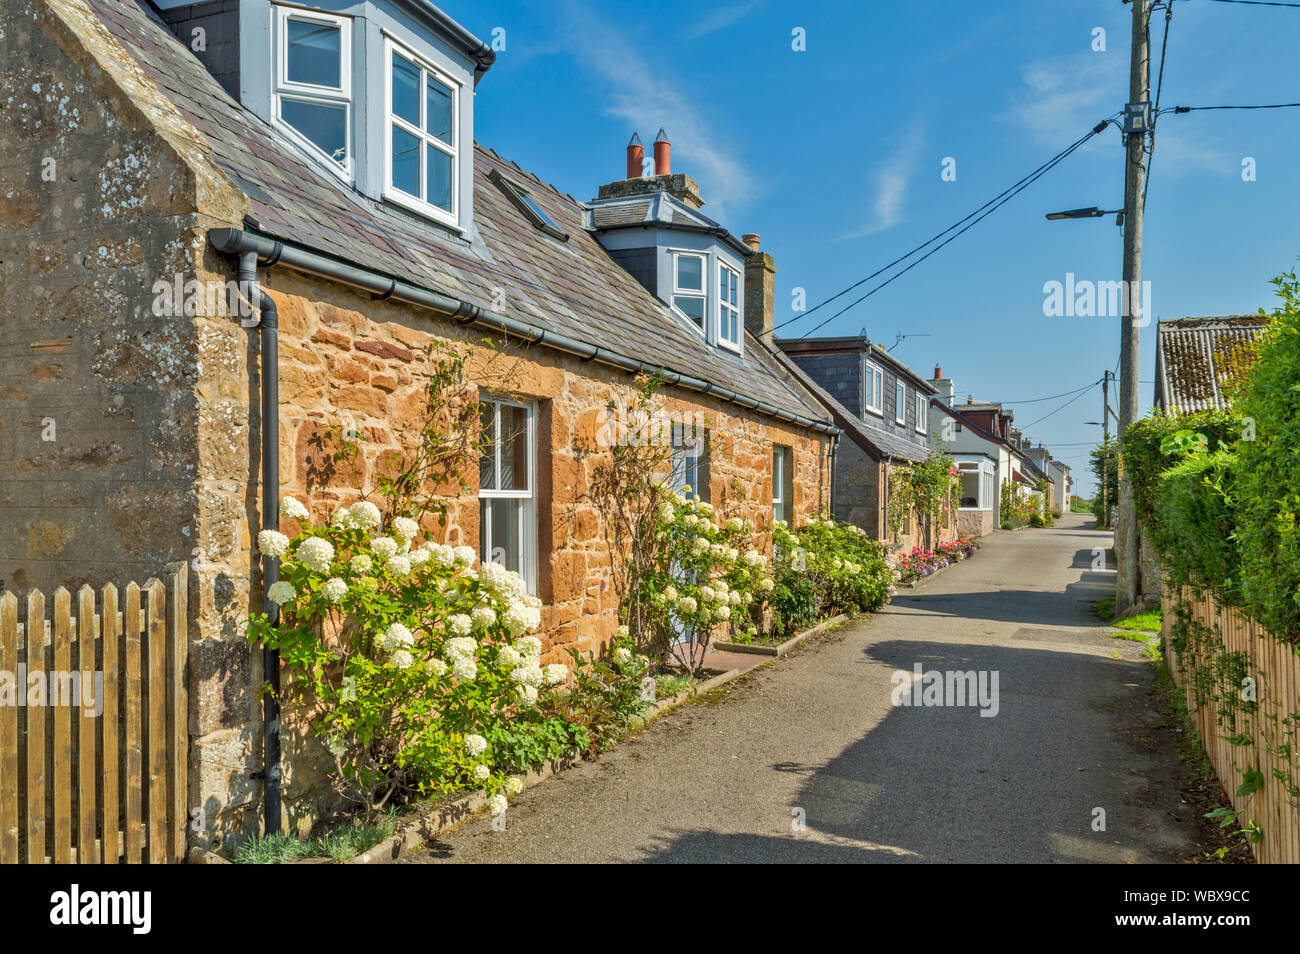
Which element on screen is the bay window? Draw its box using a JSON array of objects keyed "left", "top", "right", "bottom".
[
  {"left": 273, "top": 6, "right": 351, "bottom": 175},
  {"left": 671, "top": 252, "right": 707, "bottom": 332},
  {"left": 385, "top": 37, "right": 459, "bottom": 226}
]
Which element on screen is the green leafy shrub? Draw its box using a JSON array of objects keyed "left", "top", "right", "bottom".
[
  {"left": 1153, "top": 449, "right": 1241, "bottom": 597},
  {"left": 1234, "top": 267, "right": 1300, "bottom": 642},
  {"left": 1122, "top": 409, "right": 1242, "bottom": 535},
  {"left": 771, "top": 516, "right": 892, "bottom": 633}
]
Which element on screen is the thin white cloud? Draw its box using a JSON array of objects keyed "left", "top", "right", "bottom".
[
  {"left": 684, "top": 2, "right": 759, "bottom": 41},
  {"left": 557, "top": 0, "right": 758, "bottom": 220},
  {"left": 838, "top": 122, "right": 927, "bottom": 240}
]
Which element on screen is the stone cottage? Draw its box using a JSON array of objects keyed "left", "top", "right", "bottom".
[
  {"left": 775, "top": 335, "right": 953, "bottom": 549},
  {"left": 2, "top": 0, "right": 841, "bottom": 848}
]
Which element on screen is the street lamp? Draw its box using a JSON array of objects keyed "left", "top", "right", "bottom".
[{"left": 1046, "top": 206, "right": 1125, "bottom": 225}]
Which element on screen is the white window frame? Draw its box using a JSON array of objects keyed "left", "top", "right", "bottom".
[
  {"left": 717, "top": 261, "right": 742, "bottom": 352},
  {"left": 478, "top": 397, "right": 537, "bottom": 594},
  {"left": 772, "top": 445, "right": 792, "bottom": 525},
  {"left": 272, "top": 5, "right": 352, "bottom": 179},
  {"left": 670, "top": 250, "right": 708, "bottom": 336},
  {"left": 895, "top": 380, "right": 906, "bottom": 425},
  {"left": 383, "top": 35, "right": 460, "bottom": 229},
  {"left": 955, "top": 459, "right": 994, "bottom": 511},
  {"left": 914, "top": 392, "right": 927, "bottom": 434},
  {"left": 863, "top": 361, "right": 883, "bottom": 416}
]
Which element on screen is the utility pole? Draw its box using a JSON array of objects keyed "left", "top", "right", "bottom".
[
  {"left": 1115, "top": 0, "right": 1149, "bottom": 615},
  {"left": 1101, "top": 369, "right": 1110, "bottom": 528}
]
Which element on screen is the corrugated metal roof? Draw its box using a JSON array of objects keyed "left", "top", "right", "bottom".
[{"left": 1154, "top": 316, "right": 1268, "bottom": 414}]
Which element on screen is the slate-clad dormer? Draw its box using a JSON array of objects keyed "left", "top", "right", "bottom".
[
  {"left": 154, "top": 0, "right": 492, "bottom": 236},
  {"left": 588, "top": 130, "right": 751, "bottom": 358}
]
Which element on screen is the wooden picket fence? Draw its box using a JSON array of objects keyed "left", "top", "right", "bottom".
[
  {"left": 1163, "top": 584, "right": 1300, "bottom": 864},
  {"left": 0, "top": 563, "right": 188, "bottom": 864}
]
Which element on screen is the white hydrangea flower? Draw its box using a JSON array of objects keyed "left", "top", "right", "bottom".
[
  {"left": 320, "top": 577, "right": 348, "bottom": 603},
  {"left": 692, "top": 538, "right": 709, "bottom": 554},
  {"left": 453, "top": 545, "right": 476, "bottom": 566},
  {"left": 447, "top": 613, "right": 473, "bottom": 637},
  {"left": 267, "top": 581, "right": 297, "bottom": 605},
  {"left": 700, "top": 586, "right": 715, "bottom": 603},
  {"left": 386, "top": 554, "right": 412, "bottom": 577},
  {"left": 728, "top": 590, "right": 742, "bottom": 607},
  {"left": 473, "top": 764, "right": 490, "bottom": 781},
  {"left": 382, "top": 623, "right": 414, "bottom": 652},
  {"left": 280, "top": 497, "right": 309, "bottom": 521},
  {"left": 425, "top": 658, "right": 448, "bottom": 678},
  {"left": 504, "top": 776, "right": 523, "bottom": 796},
  {"left": 391, "top": 516, "right": 419, "bottom": 543},
  {"left": 295, "top": 537, "right": 335, "bottom": 574},
  {"left": 326, "top": 735, "right": 346, "bottom": 759},
  {"left": 612, "top": 647, "right": 632, "bottom": 665},
  {"left": 465, "top": 734, "right": 488, "bottom": 757},
  {"left": 488, "top": 794, "right": 508, "bottom": 816},
  {"left": 350, "top": 553, "right": 372, "bottom": 573},
  {"left": 501, "top": 603, "right": 535, "bottom": 637},
  {"left": 617, "top": 624, "right": 630, "bottom": 639},
  {"left": 513, "top": 684, "right": 538, "bottom": 706},
  {"left": 346, "top": 501, "right": 382, "bottom": 531},
  {"left": 832, "top": 558, "right": 843, "bottom": 570},
  {"left": 662, "top": 584, "right": 678, "bottom": 601},
  {"left": 427, "top": 542, "right": 455, "bottom": 567},
  {"left": 408, "top": 548, "right": 430, "bottom": 566},
  {"left": 257, "top": 530, "right": 290, "bottom": 559},
  {"left": 759, "top": 578, "right": 775, "bottom": 593},
  {"left": 390, "top": 649, "right": 413, "bottom": 670},
  {"left": 726, "top": 517, "right": 744, "bottom": 532},
  {"left": 443, "top": 636, "right": 478, "bottom": 660},
  {"left": 543, "top": 663, "right": 568, "bottom": 685},
  {"left": 451, "top": 657, "right": 478, "bottom": 681},
  {"left": 516, "top": 635, "right": 543, "bottom": 659},
  {"left": 471, "top": 605, "right": 496, "bottom": 630},
  {"left": 677, "top": 596, "right": 698, "bottom": 614},
  {"left": 510, "top": 665, "right": 544, "bottom": 688},
  {"left": 496, "top": 645, "right": 522, "bottom": 668},
  {"left": 727, "top": 547, "right": 739, "bottom": 561},
  {"left": 717, "top": 605, "right": 731, "bottom": 620},
  {"left": 371, "top": 536, "right": 399, "bottom": 560},
  {"left": 658, "top": 502, "right": 674, "bottom": 523}
]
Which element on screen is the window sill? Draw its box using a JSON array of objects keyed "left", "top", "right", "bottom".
[{"left": 383, "top": 187, "right": 462, "bottom": 231}]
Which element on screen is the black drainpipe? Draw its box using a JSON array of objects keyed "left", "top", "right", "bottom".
[{"left": 236, "top": 247, "right": 283, "bottom": 837}]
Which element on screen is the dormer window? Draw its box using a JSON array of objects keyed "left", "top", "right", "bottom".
[
  {"left": 273, "top": 6, "right": 352, "bottom": 176},
  {"left": 671, "top": 251, "right": 707, "bottom": 332},
  {"left": 719, "top": 262, "right": 741, "bottom": 351},
  {"left": 384, "top": 37, "right": 459, "bottom": 227}
]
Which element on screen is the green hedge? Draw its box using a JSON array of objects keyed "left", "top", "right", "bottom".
[
  {"left": 1152, "top": 449, "right": 1241, "bottom": 597},
  {"left": 1233, "top": 269, "right": 1300, "bottom": 642},
  {"left": 1122, "top": 408, "right": 1241, "bottom": 535}
]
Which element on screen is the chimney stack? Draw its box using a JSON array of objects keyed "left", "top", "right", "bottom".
[
  {"left": 743, "top": 234, "right": 775, "bottom": 345},
  {"left": 625, "top": 132, "right": 644, "bottom": 179},
  {"left": 653, "top": 128, "right": 671, "bottom": 175},
  {"left": 929, "top": 364, "right": 956, "bottom": 405}
]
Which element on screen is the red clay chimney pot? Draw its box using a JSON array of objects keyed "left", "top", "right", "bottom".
[
  {"left": 653, "top": 127, "right": 670, "bottom": 176},
  {"left": 626, "top": 132, "right": 644, "bottom": 179},
  {"left": 742, "top": 233, "right": 760, "bottom": 251}
]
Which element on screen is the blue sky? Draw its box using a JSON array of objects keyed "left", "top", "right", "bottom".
[{"left": 457, "top": 0, "right": 1299, "bottom": 493}]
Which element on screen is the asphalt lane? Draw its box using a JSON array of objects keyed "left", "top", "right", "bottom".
[{"left": 407, "top": 513, "right": 1195, "bottom": 864}]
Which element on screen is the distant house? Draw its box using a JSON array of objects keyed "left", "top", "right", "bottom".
[
  {"left": 776, "top": 336, "right": 954, "bottom": 548},
  {"left": 926, "top": 369, "right": 1032, "bottom": 537},
  {"left": 1154, "top": 315, "right": 1269, "bottom": 413}
]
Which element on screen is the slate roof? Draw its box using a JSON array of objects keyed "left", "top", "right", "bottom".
[
  {"left": 588, "top": 191, "right": 753, "bottom": 257},
  {"left": 1154, "top": 315, "right": 1269, "bottom": 414},
  {"left": 88, "top": 0, "right": 832, "bottom": 430}
]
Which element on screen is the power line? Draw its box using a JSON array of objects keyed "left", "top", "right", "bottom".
[
  {"left": 773, "top": 119, "right": 1112, "bottom": 334},
  {"left": 1202, "top": 0, "right": 1300, "bottom": 7},
  {"left": 1144, "top": 1, "right": 1174, "bottom": 211},
  {"left": 790, "top": 123, "right": 1111, "bottom": 339},
  {"left": 1166, "top": 102, "right": 1300, "bottom": 111},
  {"left": 989, "top": 381, "right": 1101, "bottom": 405},
  {"left": 1019, "top": 380, "right": 1101, "bottom": 430}
]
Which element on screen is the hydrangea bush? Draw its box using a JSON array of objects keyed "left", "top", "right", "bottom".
[
  {"left": 249, "top": 497, "right": 568, "bottom": 819},
  {"left": 768, "top": 515, "right": 893, "bottom": 638},
  {"left": 633, "top": 488, "right": 770, "bottom": 670}
]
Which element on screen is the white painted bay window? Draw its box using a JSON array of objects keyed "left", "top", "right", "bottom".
[
  {"left": 479, "top": 398, "right": 537, "bottom": 592},
  {"left": 718, "top": 261, "right": 741, "bottom": 350},
  {"left": 273, "top": 6, "right": 352, "bottom": 175},
  {"left": 671, "top": 251, "right": 707, "bottom": 333},
  {"left": 385, "top": 37, "right": 459, "bottom": 226}
]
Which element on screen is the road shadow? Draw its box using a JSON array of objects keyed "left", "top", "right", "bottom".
[
  {"left": 636, "top": 639, "right": 1188, "bottom": 864},
  {"left": 888, "top": 578, "right": 1114, "bottom": 629}
]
